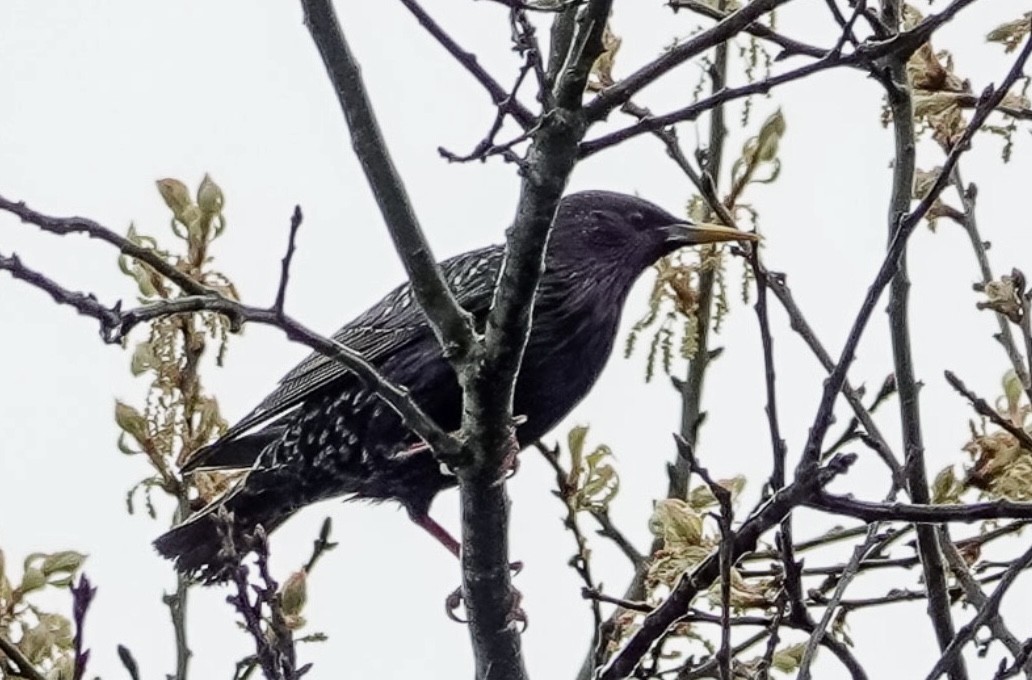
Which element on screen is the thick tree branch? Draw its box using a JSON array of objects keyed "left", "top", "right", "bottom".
[
  {"left": 453, "top": 4, "right": 613, "bottom": 677},
  {"left": 880, "top": 4, "right": 965, "bottom": 673},
  {"left": 809, "top": 493, "right": 1032, "bottom": 523},
  {"left": 546, "top": 5, "right": 578, "bottom": 91},
  {"left": 301, "top": 0, "right": 478, "bottom": 363}
]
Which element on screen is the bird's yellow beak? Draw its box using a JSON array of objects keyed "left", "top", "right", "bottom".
[{"left": 664, "top": 221, "right": 760, "bottom": 246}]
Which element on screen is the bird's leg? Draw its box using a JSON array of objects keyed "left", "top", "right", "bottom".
[
  {"left": 411, "top": 512, "right": 461, "bottom": 558},
  {"left": 409, "top": 511, "right": 523, "bottom": 573}
]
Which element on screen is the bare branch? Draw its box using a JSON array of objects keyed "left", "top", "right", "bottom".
[
  {"left": 0, "top": 194, "right": 212, "bottom": 296},
  {"left": 301, "top": 0, "right": 478, "bottom": 363},
  {"left": 536, "top": 442, "right": 604, "bottom": 660},
  {"left": 939, "top": 529, "right": 1032, "bottom": 677},
  {"left": 398, "top": 0, "right": 536, "bottom": 129},
  {"left": 676, "top": 438, "right": 735, "bottom": 680},
  {"left": 797, "top": 525, "right": 884, "bottom": 679},
  {"left": 796, "top": 31, "right": 1032, "bottom": 478},
  {"left": 880, "top": 2, "right": 965, "bottom": 671},
  {"left": 590, "top": 508, "right": 645, "bottom": 570},
  {"left": 598, "top": 453, "right": 857, "bottom": 680},
  {"left": 438, "top": 55, "right": 537, "bottom": 164},
  {"left": 945, "top": 370, "right": 1032, "bottom": 452},
  {"left": 273, "top": 206, "right": 303, "bottom": 317},
  {"left": 583, "top": 0, "right": 794, "bottom": 121},
  {"left": 763, "top": 272, "right": 905, "bottom": 485},
  {"left": 669, "top": 0, "right": 827, "bottom": 59},
  {"left": 951, "top": 164, "right": 1032, "bottom": 399},
  {"left": 453, "top": 3, "right": 614, "bottom": 677},
  {"left": 926, "top": 541, "right": 1032, "bottom": 679},
  {"left": 581, "top": 0, "right": 988, "bottom": 155},
  {"left": 0, "top": 246, "right": 460, "bottom": 461},
  {"left": 810, "top": 494, "right": 1032, "bottom": 523}
]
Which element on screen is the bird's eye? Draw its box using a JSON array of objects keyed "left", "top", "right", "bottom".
[{"left": 628, "top": 211, "right": 645, "bottom": 228}]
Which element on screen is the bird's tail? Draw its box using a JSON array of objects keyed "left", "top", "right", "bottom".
[{"left": 153, "top": 475, "right": 297, "bottom": 584}]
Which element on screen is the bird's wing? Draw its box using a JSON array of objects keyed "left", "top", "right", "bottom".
[{"left": 215, "top": 245, "right": 503, "bottom": 444}]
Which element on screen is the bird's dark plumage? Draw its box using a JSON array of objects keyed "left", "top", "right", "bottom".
[{"left": 154, "top": 191, "right": 755, "bottom": 580}]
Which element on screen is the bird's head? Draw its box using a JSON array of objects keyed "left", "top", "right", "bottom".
[{"left": 546, "top": 191, "right": 758, "bottom": 288}]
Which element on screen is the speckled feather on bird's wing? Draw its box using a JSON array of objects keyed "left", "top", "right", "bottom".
[{"left": 214, "top": 245, "right": 503, "bottom": 444}]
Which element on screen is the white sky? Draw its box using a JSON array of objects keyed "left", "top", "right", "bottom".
[{"left": 1, "top": 1, "right": 1031, "bottom": 679}]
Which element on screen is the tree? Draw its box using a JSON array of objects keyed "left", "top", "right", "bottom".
[{"left": 1, "top": 1, "right": 1031, "bottom": 679}]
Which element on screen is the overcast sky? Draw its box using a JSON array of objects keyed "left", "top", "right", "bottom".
[{"left": 2, "top": 2, "right": 1031, "bottom": 679}]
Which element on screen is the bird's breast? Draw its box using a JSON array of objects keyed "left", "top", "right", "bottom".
[{"left": 514, "top": 298, "right": 623, "bottom": 443}]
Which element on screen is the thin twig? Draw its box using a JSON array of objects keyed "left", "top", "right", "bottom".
[
  {"left": 303, "top": 517, "right": 338, "bottom": 574},
  {"left": 669, "top": 0, "right": 827, "bottom": 59},
  {"left": 926, "top": 541, "right": 1032, "bottom": 679},
  {"left": 590, "top": 508, "right": 645, "bottom": 570},
  {"left": 0, "top": 194, "right": 212, "bottom": 296},
  {"left": 598, "top": 453, "right": 857, "bottom": 680},
  {"left": 950, "top": 164, "right": 1032, "bottom": 401},
  {"left": 584, "top": 0, "right": 796, "bottom": 121},
  {"left": 0, "top": 249, "right": 460, "bottom": 462},
  {"left": 164, "top": 499, "right": 192, "bottom": 680},
  {"left": 582, "top": 0, "right": 984, "bottom": 155},
  {"left": 797, "top": 525, "right": 883, "bottom": 679},
  {"left": 757, "top": 595, "right": 786, "bottom": 680},
  {"left": 535, "top": 441, "right": 605, "bottom": 662},
  {"left": 397, "top": 0, "right": 536, "bottom": 129},
  {"left": 273, "top": 206, "right": 303, "bottom": 316},
  {"left": 945, "top": 370, "right": 1032, "bottom": 452},
  {"left": 674, "top": 436, "right": 735, "bottom": 680},
  {"left": 438, "top": 30, "right": 538, "bottom": 164},
  {"left": 938, "top": 528, "right": 1032, "bottom": 678},
  {"left": 795, "top": 29, "right": 1032, "bottom": 482}
]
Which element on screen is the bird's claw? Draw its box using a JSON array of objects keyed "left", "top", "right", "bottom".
[
  {"left": 503, "top": 451, "right": 521, "bottom": 480},
  {"left": 443, "top": 586, "right": 528, "bottom": 632},
  {"left": 507, "top": 589, "right": 528, "bottom": 632},
  {"left": 444, "top": 561, "right": 525, "bottom": 626},
  {"left": 445, "top": 586, "right": 467, "bottom": 623}
]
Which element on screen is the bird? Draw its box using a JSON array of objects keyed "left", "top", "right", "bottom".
[{"left": 154, "top": 190, "right": 756, "bottom": 581}]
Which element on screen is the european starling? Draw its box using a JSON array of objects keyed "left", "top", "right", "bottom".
[{"left": 154, "top": 191, "right": 755, "bottom": 581}]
